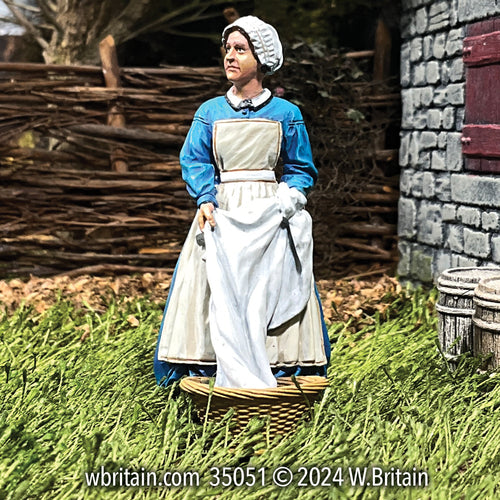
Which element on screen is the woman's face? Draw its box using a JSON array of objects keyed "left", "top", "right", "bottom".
[{"left": 224, "top": 31, "right": 260, "bottom": 87}]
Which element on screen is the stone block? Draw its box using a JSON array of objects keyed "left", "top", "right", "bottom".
[
  {"left": 449, "top": 58, "right": 464, "bottom": 82},
  {"left": 442, "top": 106, "right": 455, "bottom": 129},
  {"left": 420, "top": 86, "right": 434, "bottom": 106},
  {"left": 432, "top": 150, "right": 446, "bottom": 170},
  {"left": 412, "top": 171, "right": 424, "bottom": 197},
  {"left": 399, "top": 133, "right": 411, "bottom": 167},
  {"left": 426, "top": 61, "right": 441, "bottom": 84},
  {"left": 400, "top": 168, "right": 413, "bottom": 195},
  {"left": 435, "top": 174, "right": 451, "bottom": 201},
  {"left": 398, "top": 197, "right": 418, "bottom": 238},
  {"left": 437, "top": 132, "right": 447, "bottom": 148},
  {"left": 414, "top": 112, "right": 428, "bottom": 129},
  {"left": 446, "top": 133, "right": 464, "bottom": 171},
  {"left": 401, "top": 42, "right": 411, "bottom": 87},
  {"left": 401, "top": 89, "right": 415, "bottom": 129},
  {"left": 451, "top": 174, "right": 500, "bottom": 206},
  {"left": 458, "top": 0, "right": 499, "bottom": 22},
  {"left": 397, "top": 240, "right": 411, "bottom": 277},
  {"left": 413, "top": 63, "right": 427, "bottom": 85},
  {"left": 457, "top": 206, "right": 481, "bottom": 227},
  {"left": 427, "top": 109, "right": 442, "bottom": 129},
  {"left": 447, "top": 83, "right": 464, "bottom": 105},
  {"left": 445, "top": 28, "right": 465, "bottom": 57},
  {"left": 450, "top": 253, "right": 460, "bottom": 267},
  {"left": 410, "top": 37, "right": 423, "bottom": 62},
  {"left": 428, "top": 0, "right": 451, "bottom": 31},
  {"left": 442, "top": 203, "right": 456, "bottom": 221},
  {"left": 492, "top": 235, "right": 500, "bottom": 263},
  {"left": 440, "top": 62, "right": 450, "bottom": 85},
  {"left": 433, "top": 32, "right": 447, "bottom": 59},
  {"left": 419, "top": 150, "right": 431, "bottom": 167},
  {"left": 421, "top": 131, "right": 438, "bottom": 149},
  {"left": 422, "top": 171, "right": 436, "bottom": 198},
  {"left": 409, "top": 132, "right": 420, "bottom": 167},
  {"left": 416, "top": 7, "right": 429, "bottom": 34},
  {"left": 482, "top": 211, "right": 500, "bottom": 231},
  {"left": 423, "top": 35, "right": 433, "bottom": 60},
  {"left": 410, "top": 245, "right": 434, "bottom": 282},
  {"left": 450, "top": 0, "right": 459, "bottom": 26},
  {"left": 433, "top": 87, "right": 448, "bottom": 107},
  {"left": 458, "top": 255, "right": 480, "bottom": 267},
  {"left": 435, "top": 250, "right": 452, "bottom": 276},
  {"left": 456, "top": 107, "right": 465, "bottom": 130},
  {"left": 417, "top": 201, "right": 443, "bottom": 245},
  {"left": 464, "top": 228, "right": 491, "bottom": 258},
  {"left": 445, "top": 224, "right": 464, "bottom": 253}
]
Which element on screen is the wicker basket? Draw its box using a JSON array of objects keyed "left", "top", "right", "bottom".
[{"left": 180, "top": 375, "right": 329, "bottom": 436}]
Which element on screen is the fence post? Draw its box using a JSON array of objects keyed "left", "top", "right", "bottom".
[
  {"left": 99, "top": 35, "right": 128, "bottom": 173},
  {"left": 372, "top": 17, "right": 392, "bottom": 151}
]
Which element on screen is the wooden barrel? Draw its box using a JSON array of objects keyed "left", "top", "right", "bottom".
[
  {"left": 436, "top": 267, "right": 500, "bottom": 365},
  {"left": 473, "top": 277, "right": 500, "bottom": 370}
]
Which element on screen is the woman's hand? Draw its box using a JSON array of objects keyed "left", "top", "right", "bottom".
[
  {"left": 276, "top": 183, "right": 307, "bottom": 219},
  {"left": 198, "top": 202, "right": 216, "bottom": 230}
]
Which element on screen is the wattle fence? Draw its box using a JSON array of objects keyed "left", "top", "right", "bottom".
[
  {"left": 0, "top": 35, "right": 400, "bottom": 279},
  {"left": 0, "top": 58, "right": 225, "bottom": 277}
]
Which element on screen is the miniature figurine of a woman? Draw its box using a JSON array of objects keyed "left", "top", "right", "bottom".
[{"left": 154, "top": 15, "right": 330, "bottom": 388}]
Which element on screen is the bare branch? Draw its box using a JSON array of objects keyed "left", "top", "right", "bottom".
[
  {"left": 0, "top": 16, "right": 17, "bottom": 24},
  {"left": 121, "top": 0, "right": 245, "bottom": 43},
  {"left": 7, "top": 1, "right": 40, "bottom": 14},
  {"left": 36, "top": 0, "right": 62, "bottom": 33},
  {"left": 37, "top": 0, "right": 58, "bottom": 13},
  {"left": 86, "top": 1, "right": 121, "bottom": 47},
  {"left": 38, "top": 22, "right": 59, "bottom": 32},
  {"left": 4, "top": 0, "right": 49, "bottom": 49}
]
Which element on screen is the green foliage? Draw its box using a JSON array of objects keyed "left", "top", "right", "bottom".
[{"left": 0, "top": 289, "right": 498, "bottom": 499}]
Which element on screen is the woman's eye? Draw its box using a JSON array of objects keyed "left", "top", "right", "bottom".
[{"left": 226, "top": 45, "right": 246, "bottom": 53}]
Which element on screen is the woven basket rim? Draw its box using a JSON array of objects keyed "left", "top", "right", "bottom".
[{"left": 179, "top": 375, "right": 329, "bottom": 400}]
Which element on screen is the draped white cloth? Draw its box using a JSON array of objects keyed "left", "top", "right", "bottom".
[{"left": 204, "top": 196, "right": 313, "bottom": 388}]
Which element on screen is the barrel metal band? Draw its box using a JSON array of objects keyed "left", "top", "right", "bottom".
[
  {"left": 435, "top": 303, "right": 474, "bottom": 316},
  {"left": 472, "top": 316, "right": 500, "bottom": 332},
  {"left": 473, "top": 296, "right": 500, "bottom": 310},
  {"left": 438, "top": 286, "right": 475, "bottom": 296}
]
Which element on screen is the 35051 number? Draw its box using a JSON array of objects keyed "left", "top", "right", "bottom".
[{"left": 209, "top": 467, "right": 266, "bottom": 487}]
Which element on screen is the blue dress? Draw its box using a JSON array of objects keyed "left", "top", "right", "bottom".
[{"left": 154, "top": 89, "right": 330, "bottom": 387}]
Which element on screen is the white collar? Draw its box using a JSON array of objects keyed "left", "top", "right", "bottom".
[{"left": 226, "top": 87, "right": 272, "bottom": 109}]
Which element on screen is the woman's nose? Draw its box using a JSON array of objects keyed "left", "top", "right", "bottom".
[{"left": 225, "top": 47, "right": 235, "bottom": 60}]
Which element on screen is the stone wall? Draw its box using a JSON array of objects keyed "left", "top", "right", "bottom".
[{"left": 398, "top": 0, "right": 500, "bottom": 283}]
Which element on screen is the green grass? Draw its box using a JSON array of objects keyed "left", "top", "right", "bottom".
[{"left": 0, "top": 287, "right": 498, "bottom": 499}]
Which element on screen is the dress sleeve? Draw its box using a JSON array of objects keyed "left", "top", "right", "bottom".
[
  {"left": 180, "top": 108, "right": 218, "bottom": 207},
  {"left": 280, "top": 106, "right": 318, "bottom": 196}
]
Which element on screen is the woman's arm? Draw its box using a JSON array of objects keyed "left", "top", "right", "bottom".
[
  {"left": 280, "top": 106, "right": 318, "bottom": 196},
  {"left": 180, "top": 107, "right": 218, "bottom": 229},
  {"left": 180, "top": 110, "right": 218, "bottom": 207}
]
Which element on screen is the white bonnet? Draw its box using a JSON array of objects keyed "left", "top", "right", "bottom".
[{"left": 222, "top": 15, "right": 283, "bottom": 75}]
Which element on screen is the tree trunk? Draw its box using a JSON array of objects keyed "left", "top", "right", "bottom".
[
  {"left": 41, "top": 0, "right": 155, "bottom": 64},
  {"left": 7, "top": 0, "right": 239, "bottom": 65}
]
